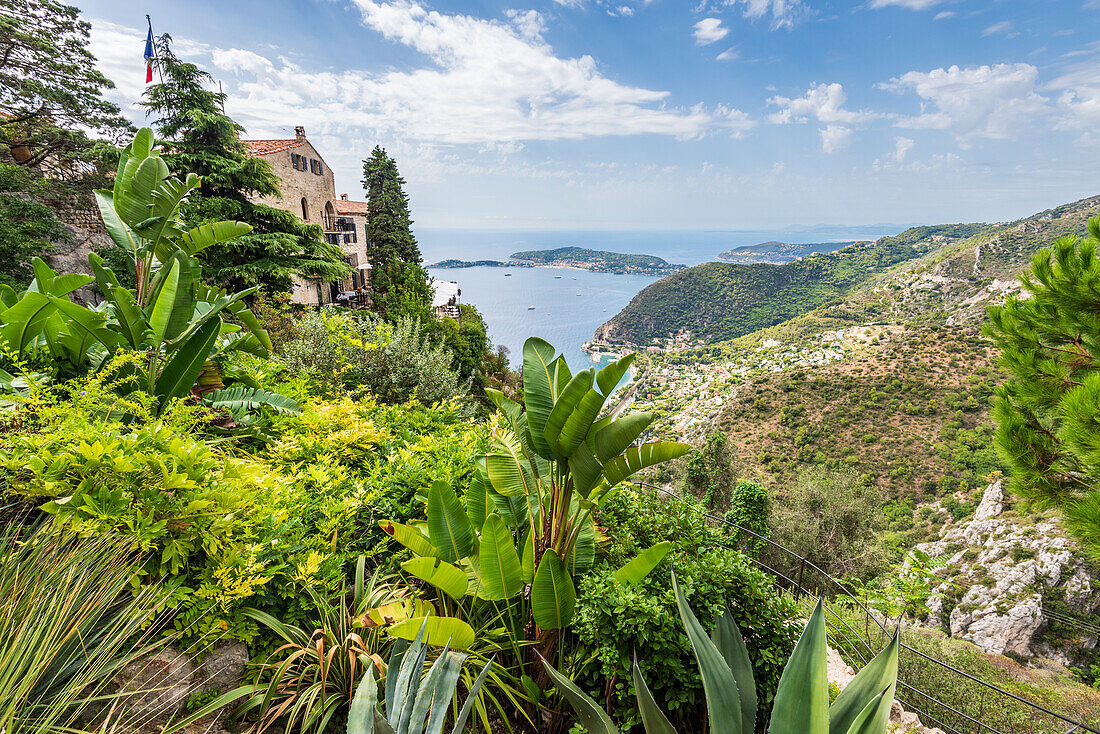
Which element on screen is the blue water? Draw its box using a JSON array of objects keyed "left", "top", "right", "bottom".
[{"left": 418, "top": 226, "right": 903, "bottom": 371}]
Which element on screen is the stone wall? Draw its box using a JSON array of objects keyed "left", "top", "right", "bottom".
[{"left": 250, "top": 138, "right": 338, "bottom": 226}]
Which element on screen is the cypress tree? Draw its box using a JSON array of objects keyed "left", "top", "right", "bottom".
[
  {"left": 361, "top": 146, "right": 432, "bottom": 318},
  {"left": 140, "top": 36, "right": 349, "bottom": 294},
  {"left": 987, "top": 213, "right": 1100, "bottom": 557}
]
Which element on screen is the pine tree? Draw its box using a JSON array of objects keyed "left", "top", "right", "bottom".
[
  {"left": 361, "top": 146, "right": 432, "bottom": 318},
  {"left": 0, "top": 0, "right": 131, "bottom": 166},
  {"left": 140, "top": 36, "right": 349, "bottom": 294},
  {"left": 987, "top": 213, "right": 1100, "bottom": 558}
]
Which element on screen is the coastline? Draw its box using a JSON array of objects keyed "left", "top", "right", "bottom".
[{"left": 430, "top": 260, "right": 681, "bottom": 276}]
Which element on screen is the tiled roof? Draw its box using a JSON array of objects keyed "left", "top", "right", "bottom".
[
  {"left": 336, "top": 199, "right": 369, "bottom": 215},
  {"left": 243, "top": 139, "right": 304, "bottom": 155}
]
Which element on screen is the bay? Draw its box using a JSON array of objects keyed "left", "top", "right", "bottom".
[{"left": 418, "top": 226, "right": 902, "bottom": 372}]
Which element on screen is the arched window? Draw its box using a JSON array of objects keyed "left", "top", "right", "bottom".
[
  {"left": 301, "top": 197, "right": 309, "bottom": 220},
  {"left": 324, "top": 202, "right": 336, "bottom": 232}
]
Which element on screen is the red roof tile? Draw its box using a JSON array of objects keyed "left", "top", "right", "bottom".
[
  {"left": 243, "top": 139, "right": 304, "bottom": 155},
  {"left": 336, "top": 199, "right": 369, "bottom": 215}
]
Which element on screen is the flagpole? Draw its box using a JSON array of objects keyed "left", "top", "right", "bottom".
[{"left": 147, "top": 14, "right": 163, "bottom": 84}]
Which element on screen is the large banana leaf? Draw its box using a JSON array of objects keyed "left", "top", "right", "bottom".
[
  {"left": 567, "top": 441, "right": 604, "bottom": 497},
  {"left": 466, "top": 460, "right": 489, "bottom": 529},
  {"left": 485, "top": 429, "right": 537, "bottom": 498},
  {"left": 594, "top": 413, "right": 655, "bottom": 463},
  {"left": 539, "top": 655, "right": 619, "bottom": 734},
  {"left": 612, "top": 541, "right": 672, "bottom": 586},
  {"left": 181, "top": 220, "right": 252, "bottom": 255},
  {"left": 672, "top": 574, "right": 742, "bottom": 734},
  {"left": 387, "top": 616, "right": 476, "bottom": 650},
  {"left": 557, "top": 388, "right": 608, "bottom": 460},
  {"left": 602, "top": 441, "right": 692, "bottom": 487},
  {"left": 379, "top": 521, "right": 439, "bottom": 558},
  {"left": 712, "top": 606, "right": 758, "bottom": 734},
  {"left": 146, "top": 257, "right": 180, "bottom": 345},
  {"left": 521, "top": 337, "right": 557, "bottom": 460},
  {"left": 543, "top": 370, "right": 594, "bottom": 459},
  {"left": 829, "top": 633, "right": 898, "bottom": 734},
  {"left": 0, "top": 292, "right": 55, "bottom": 354},
  {"left": 202, "top": 386, "right": 300, "bottom": 415},
  {"left": 94, "top": 189, "right": 140, "bottom": 254},
  {"left": 531, "top": 550, "right": 575, "bottom": 630},
  {"left": 154, "top": 316, "right": 220, "bottom": 407},
  {"left": 564, "top": 517, "right": 596, "bottom": 575},
  {"left": 633, "top": 657, "right": 678, "bottom": 734},
  {"left": 401, "top": 557, "right": 468, "bottom": 601},
  {"left": 596, "top": 352, "right": 636, "bottom": 396},
  {"left": 427, "top": 481, "right": 478, "bottom": 563},
  {"left": 520, "top": 531, "right": 535, "bottom": 584},
  {"left": 768, "top": 600, "right": 829, "bottom": 734},
  {"left": 477, "top": 514, "right": 523, "bottom": 601}
]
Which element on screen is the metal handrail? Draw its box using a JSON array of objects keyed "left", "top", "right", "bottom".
[{"left": 637, "top": 481, "right": 1100, "bottom": 734}]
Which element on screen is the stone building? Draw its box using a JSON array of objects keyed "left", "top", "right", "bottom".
[{"left": 243, "top": 126, "right": 369, "bottom": 304}]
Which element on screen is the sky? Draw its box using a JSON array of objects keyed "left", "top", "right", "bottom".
[{"left": 78, "top": 0, "right": 1100, "bottom": 230}]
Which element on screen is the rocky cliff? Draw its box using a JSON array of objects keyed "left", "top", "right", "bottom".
[{"left": 917, "top": 480, "right": 1100, "bottom": 667}]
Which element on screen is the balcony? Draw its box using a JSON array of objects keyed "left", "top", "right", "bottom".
[{"left": 322, "top": 215, "right": 338, "bottom": 232}]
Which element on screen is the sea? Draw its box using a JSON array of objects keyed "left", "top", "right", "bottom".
[{"left": 419, "top": 226, "right": 905, "bottom": 373}]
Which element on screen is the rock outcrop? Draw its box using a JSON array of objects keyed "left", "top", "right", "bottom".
[{"left": 916, "top": 480, "right": 1100, "bottom": 665}]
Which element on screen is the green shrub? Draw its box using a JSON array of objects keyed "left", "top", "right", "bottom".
[{"left": 571, "top": 489, "right": 797, "bottom": 730}]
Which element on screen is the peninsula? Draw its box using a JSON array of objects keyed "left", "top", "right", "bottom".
[
  {"left": 717, "top": 240, "right": 860, "bottom": 264},
  {"left": 430, "top": 246, "right": 685, "bottom": 275}
]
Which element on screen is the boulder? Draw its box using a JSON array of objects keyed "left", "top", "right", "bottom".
[
  {"left": 114, "top": 646, "right": 195, "bottom": 721},
  {"left": 194, "top": 641, "right": 249, "bottom": 694}
]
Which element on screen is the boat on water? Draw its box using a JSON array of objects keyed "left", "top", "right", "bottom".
[
  {"left": 554, "top": 275, "right": 562, "bottom": 279},
  {"left": 576, "top": 292, "right": 582, "bottom": 296},
  {"left": 504, "top": 273, "right": 512, "bottom": 276},
  {"left": 528, "top": 306, "right": 535, "bottom": 310}
]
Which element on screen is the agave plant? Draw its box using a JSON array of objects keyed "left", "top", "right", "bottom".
[
  {"left": 0, "top": 128, "right": 293, "bottom": 418},
  {"left": 543, "top": 574, "right": 900, "bottom": 734},
  {"left": 345, "top": 617, "right": 494, "bottom": 734}
]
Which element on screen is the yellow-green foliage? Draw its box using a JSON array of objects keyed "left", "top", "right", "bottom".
[{"left": 0, "top": 364, "right": 487, "bottom": 644}]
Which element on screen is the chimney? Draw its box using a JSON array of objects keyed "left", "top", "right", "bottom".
[
  {"left": 341, "top": 193, "right": 348, "bottom": 200},
  {"left": 294, "top": 126, "right": 306, "bottom": 140}
]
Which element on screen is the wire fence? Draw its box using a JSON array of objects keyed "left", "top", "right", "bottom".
[{"left": 637, "top": 482, "right": 1100, "bottom": 734}]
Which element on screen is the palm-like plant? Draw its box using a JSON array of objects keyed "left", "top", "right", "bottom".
[
  {"left": 380, "top": 338, "right": 689, "bottom": 644},
  {"left": 543, "top": 574, "right": 900, "bottom": 734},
  {"left": 0, "top": 127, "right": 292, "bottom": 417}
]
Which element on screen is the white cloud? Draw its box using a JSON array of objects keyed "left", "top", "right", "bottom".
[
  {"left": 716, "top": 46, "right": 739, "bottom": 61},
  {"left": 1048, "top": 60, "right": 1100, "bottom": 130},
  {"left": 933, "top": 11, "right": 956, "bottom": 20},
  {"left": 820, "top": 125, "right": 852, "bottom": 153},
  {"left": 551, "top": 0, "right": 585, "bottom": 7},
  {"left": 696, "top": 0, "right": 809, "bottom": 30},
  {"left": 92, "top": 5, "right": 753, "bottom": 149},
  {"left": 613, "top": 6, "right": 635, "bottom": 16},
  {"left": 767, "top": 82, "right": 876, "bottom": 124},
  {"left": 982, "top": 21, "right": 1014, "bottom": 37},
  {"left": 869, "top": 0, "right": 941, "bottom": 9},
  {"left": 892, "top": 136, "right": 915, "bottom": 162},
  {"left": 693, "top": 18, "right": 730, "bottom": 45},
  {"left": 880, "top": 64, "right": 1050, "bottom": 144}
]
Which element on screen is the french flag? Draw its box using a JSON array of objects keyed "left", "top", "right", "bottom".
[{"left": 144, "top": 26, "right": 154, "bottom": 83}]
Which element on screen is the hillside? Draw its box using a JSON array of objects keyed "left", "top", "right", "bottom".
[
  {"left": 509, "top": 246, "right": 684, "bottom": 275},
  {"left": 595, "top": 223, "right": 985, "bottom": 346},
  {"left": 628, "top": 193, "right": 1100, "bottom": 553},
  {"left": 717, "top": 240, "right": 859, "bottom": 264}
]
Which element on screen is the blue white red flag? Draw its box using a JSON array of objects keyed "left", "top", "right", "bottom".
[{"left": 144, "top": 26, "right": 154, "bottom": 83}]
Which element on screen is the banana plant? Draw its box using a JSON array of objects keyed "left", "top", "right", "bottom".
[
  {"left": 481, "top": 337, "right": 691, "bottom": 632},
  {"left": 0, "top": 128, "right": 287, "bottom": 416},
  {"left": 346, "top": 617, "right": 494, "bottom": 734},
  {"left": 380, "top": 476, "right": 671, "bottom": 652},
  {"left": 543, "top": 574, "right": 900, "bottom": 734}
]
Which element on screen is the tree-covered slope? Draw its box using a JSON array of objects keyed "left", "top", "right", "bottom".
[
  {"left": 596, "top": 224, "right": 985, "bottom": 345},
  {"left": 509, "top": 246, "right": 683, "bottom": 274}
]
